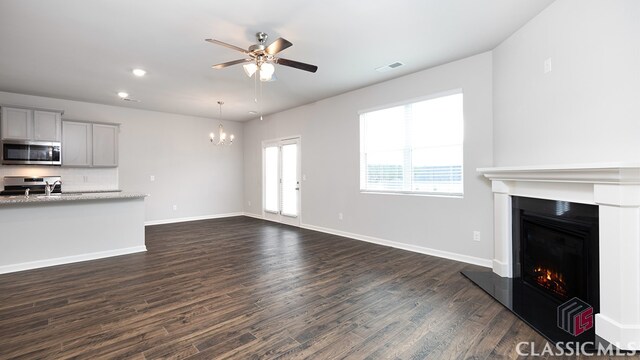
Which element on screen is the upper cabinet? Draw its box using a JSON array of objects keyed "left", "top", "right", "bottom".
[
  {"left": 1, "top": 107, "right": 32, "bottom": 140},
  {"left": 33, "top": 110, "right": 62, "bottom": 141},
  {"left": 92, "top": 124, "right": 118, "bottom": 167},
  {"left": 62, "top": 120, "right": 119, "bottom": 168},
  {"left": 62, "top": 121, "right": 92, "bottom": 167},
  {"left": 1, "top": 106, "right": 62, "bottom": 142}
]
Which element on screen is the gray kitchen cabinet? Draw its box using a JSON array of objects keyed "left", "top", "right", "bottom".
[
  {"left": 1, "top": 106, "right": 63, "bottom": 141},
  {"left": 62, "top": 120, "right": 119, "bottom": 167},
  {"left": 1, "top": 107, "right": 33, "bottom": 140},
  {"left": 33, "top": 110, "right": 62, "bottom": 141},
  {"left": 62, "top": 121, "right": 92, "bottom": 167},
  {"left": 92, "top": 124, "right": 118, "bottom": 167}
]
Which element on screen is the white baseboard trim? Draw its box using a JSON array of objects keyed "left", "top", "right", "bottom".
[
  {"left": 145, "top": 212, "right": 244, "bottom": 226},
  {"left": 299, "top": 223, "right": 492, "bottom": 268},
  {"left": 492, "top": 259, "right": 512, "bottom": 277},
  {"left": 241, "top": 212, "right": 490, "bottom": 268},
  {"left": 596, "top": 314, "right": 640, "bottom": 350},
  {"left": 0, "top": 246, "right": 147, "bottom": 274},
  {"left": 242, "top": 212, "right": 265, "bottom": 220}
]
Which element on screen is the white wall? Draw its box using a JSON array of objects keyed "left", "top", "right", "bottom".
[
  {"left": 0, "top": 91, "right": 244, "bottom": 222},
  {"left": 244, "top": 52, "right": 494, "bottom": 263},
  {"left": 493, "top": 0, "right": 640, "bottom": 166}
]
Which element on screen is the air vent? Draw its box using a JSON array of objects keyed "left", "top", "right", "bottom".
[{"left": 375, "top": 61, "right": 405, "bottom": 72}]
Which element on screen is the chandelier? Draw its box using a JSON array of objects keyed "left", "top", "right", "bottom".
[{"left": 210, "top": 101, "right": 234, "bottom": 145}]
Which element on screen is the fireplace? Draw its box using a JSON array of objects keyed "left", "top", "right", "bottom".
[
  {"left": 463, "top": 196, "right": 600, "bottom": 346},
  {"left": 514, "top": 196, "right": 599, "bottom": 308},
  {"left": 470, "top": 164, "right": 640, "bottom": 350}
]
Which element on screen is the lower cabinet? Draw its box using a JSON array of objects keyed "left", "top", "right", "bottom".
[{"left": 62, "top": 121, "right": 119, "bottom": 167}]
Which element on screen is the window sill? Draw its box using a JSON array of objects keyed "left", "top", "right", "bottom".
[{"left": 359, "top": 190, "right": 464, "bottom": 199}]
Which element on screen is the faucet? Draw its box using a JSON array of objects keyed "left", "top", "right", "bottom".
[{"left": 44, "top": 180, "right": 62, "bottom": 196}]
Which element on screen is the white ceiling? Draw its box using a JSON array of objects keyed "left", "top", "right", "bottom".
[{"left": 0, "top": 0, "right": 554, "bottom": 121}]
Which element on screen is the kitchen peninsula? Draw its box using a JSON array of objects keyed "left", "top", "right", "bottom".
[{"left": 0, "top": 192, "right": 147, "bottom": 274}]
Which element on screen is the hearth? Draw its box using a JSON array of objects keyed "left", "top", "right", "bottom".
[{"left": 464, "top": 196, "right": 599, "bottom": 346}]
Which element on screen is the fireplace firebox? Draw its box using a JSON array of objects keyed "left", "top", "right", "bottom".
[{"left": 513, "top": 197, "right": 599, "bottom": 308}]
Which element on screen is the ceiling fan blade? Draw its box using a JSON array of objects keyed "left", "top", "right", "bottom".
[
  {"left": 212, "top": 58, "right": 252, "bottom": 69},
  {"left": 265, "top": 37, "right": 293, "bottom": 55},
  {"left": 275, "top": 58, "right": 318, "bottom": 73},
  {"left": 205, "top": 39, "right": 249, "bottom": 54}
]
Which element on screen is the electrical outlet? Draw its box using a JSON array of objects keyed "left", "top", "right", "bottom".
[
  {"left": 338, "top": 212, "right": 344, "bottom": 220},
  {"left": 248, "top": 200, "right": 251, "bottom": 207},
  {"left": 473, "top": 231, "right": 481, "bottom": 242},
  {"left": 172, "top": 204, "right": 177, "bottom": 211},
  {"left": 83, "top": 175, "right": 88, "bottom": 183},
  {"left": 150, "top": 175, "right": 155, "bottom": 182},
  {"left": 303, "top": 174, "right": 307, "bottom": 181}
]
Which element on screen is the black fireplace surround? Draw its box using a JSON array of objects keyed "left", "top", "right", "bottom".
[
  {"left": 515, "top": 196, "right": 599, "bottom": 306},
  {"left": 463, "top": 196, "right": 600, "bottom": 346}
]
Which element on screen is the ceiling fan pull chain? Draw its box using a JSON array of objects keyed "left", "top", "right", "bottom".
[
  {"left": 254, "top": 70, "right": 258, "bottom": 104},
  {"left": 259, "top": 77, "right": 264, "bottom": 120}
]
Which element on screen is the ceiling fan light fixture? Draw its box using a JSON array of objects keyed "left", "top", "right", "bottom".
[
  {"left": 243, "top": 63, "right": 258, "bottom": 77},
  {"left": 259, "top": 63, "right": 275, "bottom": 81},
  {"left": 132, "top": 68, "right": 146, "bottom": 77}
]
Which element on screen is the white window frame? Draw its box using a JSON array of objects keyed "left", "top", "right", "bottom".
[{"left": 359, "top": 89, "right": 464, "bottom": 198}]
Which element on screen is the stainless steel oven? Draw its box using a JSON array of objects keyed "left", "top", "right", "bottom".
[{"left": 1, "top": 140, "right": 62, "bottom": 165}]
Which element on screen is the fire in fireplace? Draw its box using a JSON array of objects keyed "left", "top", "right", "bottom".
[{"left": 532, "top": 266, "right": 567, "bottom": 299}]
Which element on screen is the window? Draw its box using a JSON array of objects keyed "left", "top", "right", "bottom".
[{"left": 359, "top": 91, "right": 463, "bottom": 196}]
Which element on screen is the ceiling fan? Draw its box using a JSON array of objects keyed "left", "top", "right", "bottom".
[{"left": 205, "top": 32, "right": 318, "bottom": 81}]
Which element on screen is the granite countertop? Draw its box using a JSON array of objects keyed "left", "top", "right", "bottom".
[
  {"left": 0, "top": 192, "right": 148, "bottom": 205},
  {"left": 64, "top": 189, "right": 123, "bottom": 194}
]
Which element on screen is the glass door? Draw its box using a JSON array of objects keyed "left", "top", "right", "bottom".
[{"left": 263, "top": 137, "right": 301, "bottom": 226}]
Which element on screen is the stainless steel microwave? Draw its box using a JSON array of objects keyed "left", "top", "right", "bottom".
[{"left": 1, "top": 140, "right": 61, "bottom": 165}]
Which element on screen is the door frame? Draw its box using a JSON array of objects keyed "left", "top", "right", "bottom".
[{"left": 261, "top": 135, "right": 302, "bottom": 226}]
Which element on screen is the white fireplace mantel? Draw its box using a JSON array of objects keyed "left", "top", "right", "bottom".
[{"left": 478, "top": 163, "right": 640, "bottom": 350}]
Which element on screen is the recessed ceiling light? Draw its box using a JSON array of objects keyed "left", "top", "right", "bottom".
[
  {"left": 132, "top": 68, "right": 146, "bottom": 77},
  {"left": 117, "top": 92, "right": 129, "bottom": 98}
]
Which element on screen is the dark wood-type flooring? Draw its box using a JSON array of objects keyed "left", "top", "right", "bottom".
[{"left": 0, "top": 216, "right": 608, "bottom": 359}]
